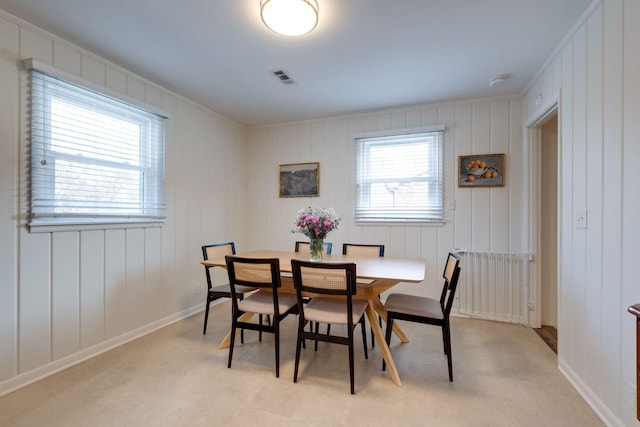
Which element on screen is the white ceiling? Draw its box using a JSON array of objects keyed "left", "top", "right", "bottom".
[{"left": 0, "top": 0, "right": 592, "bottom": 127}]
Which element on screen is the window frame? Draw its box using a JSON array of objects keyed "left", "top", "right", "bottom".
[
  {"left": 354, "top": 126, "right": 446, "bottom": 225},
  {"left": 24, "top": 59, "right": 168, "bottom": 233}
]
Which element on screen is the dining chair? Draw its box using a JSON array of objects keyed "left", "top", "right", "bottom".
[
  {"left": 202, "top": 242, "right": 258, "bottom": 342},
  {"left": 294, "top": 240, "right": 333, "bottom": 255},
  {"left": 294, "top": 240, "right": 332, "bottom": 334},
  {"left": 383, "top": 252, "right": 461, "bottom": 381},
  {"left": 225, "top": 255, "right": 298, "bottom": 378},
  {"left": 341, "top": 243, "right": 385, "bottom": 348},
  {"left": 291, "top": 259, "right": 369, "bottom": 394}
]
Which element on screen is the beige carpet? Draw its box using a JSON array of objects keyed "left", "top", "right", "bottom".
[{"left": 0, "top": 303, "right": 603, "bottom": 427}]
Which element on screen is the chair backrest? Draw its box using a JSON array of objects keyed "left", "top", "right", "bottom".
[
  {"left": 291, "top": 259, "right": 358, "bottom": 326},
  {"left": 342, "top": 243, "right": 385, "bottom": 257},
  {"left": 440, "top": 252, "right": 461, "bottom": 317},
  {"left": 202, "top": 242, "right": 236, "bottom": 289},
  {"left": 225, "top": 255, "right": 283, "bottom": 314},
  {"left": 295, "top": 241, "right": 333, "bottom": 255}
]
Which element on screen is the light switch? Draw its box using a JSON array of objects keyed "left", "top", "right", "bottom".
[{"left": 575, "top": 209, "right": 587, "bottom": 229}]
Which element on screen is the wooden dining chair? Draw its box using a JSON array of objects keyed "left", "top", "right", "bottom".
[
  {"left": 342, "top": 243, "right": 385, "bottom": 258},
  {"left": 341, "top": 243, "right": 385, "bottom": 348},
  {"left": 202, "top": 242, "right": 258, "bottom": 342},
  {"left": 383, "top": 252, "right": 461, "bottom": 381},
  {"left": 291, "top": 259, "right": 369, "bottom": 394},
  {"left": 294, "top": 240, "right": 333, "bottom": 255},
  {"left": 225, "top": 255, "right": 298, "bottom": 378}
]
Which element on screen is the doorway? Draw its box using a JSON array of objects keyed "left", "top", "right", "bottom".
[{"left": 534, "top": 113, "right": 558, "bottom": 353}]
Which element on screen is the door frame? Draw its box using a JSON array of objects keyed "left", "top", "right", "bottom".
[{"left": 525, "top": 98, "right": 560, "bottom": 329}]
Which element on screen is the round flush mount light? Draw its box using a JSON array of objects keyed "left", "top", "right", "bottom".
[
  {"left": 260, "top": 0, "right": 319, "bottom": 36},
  {"left": 489, "top": 75, "right": 509, "bottom": 87}
]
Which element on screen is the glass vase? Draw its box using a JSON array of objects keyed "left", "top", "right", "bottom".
[{"left": 309, "top": 237, "right": 324, "bottom": 262}]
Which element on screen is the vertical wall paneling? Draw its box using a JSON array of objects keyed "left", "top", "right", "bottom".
[
  {"left": 508, "top": 100, "right": 525, "bottom": 251},
  {"left": 51, "top": 231, "right": 80, "bottom": 360},
  {"left": 125, "top": 228, "right": 146, "bottom": 330},
  {"left": 248, "top": 97, "right": 525, "bottom": 305},
  {"left": 0, "top": 16, "right": 19, "bottom": 382},
  {"left": 18, "top": 230, "right": 51, "bottom": 373},
  {"left": 559, "top": 37, "right": 576, "bottom": 371},
  {"left": 622, "top": 0, "right": 640, "bottom": 424},
  {"left": 571, "top": 23, "right": 589, "bottom": 381},
  {"left": 160, "top": 92, "right": 178, "bottom": 315},
  {"left": 525, "top": 0, "right": 640, "bottom": 424},
  {"left": 144, "top": 228, "right": 163, "bottom": 323},
  {"left": 1, "top": 11, "right": 249, "bottom": 396},
  {"left": 453, "top": 104, "right": 473, "bottom": 251},
  {"left": 104, "top": 229, "right": 126, "bottom": 340},
  {"left": 80, "top": 230, "right": 105, "bottom": 349},
  {"left": 584, "top": 5, "right": 604, "bottom": 391},
  {"left": 600, "top": 0, "right": 623, "bottom": 414},
  {"left": 490, "top": 100, "right": 511, "bottom": 253}
]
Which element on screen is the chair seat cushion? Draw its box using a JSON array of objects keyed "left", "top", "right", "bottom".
[
  {"left": 238, "top": 290, "right": 297, "bottom": 315},
  {"left": 385, "top": 293, "right": 443, "bottom": 320},
  {"left": 209, "top": 283, "right": 257, "bottom": 296},
  {"left": 304, "top": 297, "right": 368, "bottom": 325}
]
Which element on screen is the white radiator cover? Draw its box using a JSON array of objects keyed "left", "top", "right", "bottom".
[{"left": 454, "top": 251, "right": 531, "bottom": 325}]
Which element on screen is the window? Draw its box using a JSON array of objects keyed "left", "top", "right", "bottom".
[
  {"left": 355, "top": 127, "right": 444, "bottom": 223},
  {"left": 26, "top": 61, "right": 166, "bottom": 230}
]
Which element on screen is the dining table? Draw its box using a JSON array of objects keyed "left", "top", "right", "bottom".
[{"left": 201, "top": 249, "right": 426, "bottom": 386}]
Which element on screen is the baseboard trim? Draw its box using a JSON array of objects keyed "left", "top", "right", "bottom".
[
  {"left": 0, "top": 304, "right": 203, "bottom": 398},
  {"left": 558, "top": 358, "right": 622, "bottom": 427}
]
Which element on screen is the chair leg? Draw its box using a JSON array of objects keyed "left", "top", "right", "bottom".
[
  {"left": 274, "top": 321, "right": 280, "bottom": 378},
  {"left": 441, "top": 324, "right": 447, "bottom": 354},
  {"left": 444, "top": 322, "right": 453, "bottom": 381},
  {"left": 228, "top": 317, "right": 237, "bottom": 369},
  {"left": 258, "top": 314, "right": 263, "bottom": 342},
  {"left": 202, "top": 299, "right": 211, "bottom": 334},
  {"left": 315, "top": 322, "right": 320, "bottom": 351},
  {"left": 348, "top": 329, "right": 355, "bottom": 394},
  {"left": 371, "top": 295, "right": 382, "bottom": 348},
  {"left": 382, "top": 315, "right": 394, "bottom": 372},
  {"left": 360, "top": 316, "right": 368, "bottom": 359},
  {"left": 294, "top": 319, "right": 304, "bottom": 383}
]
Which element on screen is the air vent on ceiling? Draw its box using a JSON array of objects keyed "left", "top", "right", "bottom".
[{"left": 272, "top": 70, "right": 295, "bottom": 85}]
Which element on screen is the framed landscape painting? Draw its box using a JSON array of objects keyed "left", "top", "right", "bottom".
[
  {"left": 458, "top": 154, "right": 505, "bottom": 187},
  {"left": 279, "top": 162, "right": 319, "bottom": 197}
]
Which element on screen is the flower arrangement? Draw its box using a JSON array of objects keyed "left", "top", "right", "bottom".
[{"left": 292, "top": 206, "right": 340, "bottom": 239}]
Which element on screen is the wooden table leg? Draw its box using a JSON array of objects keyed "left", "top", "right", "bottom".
[
  {"left": 366, "top": 303, "right": 402, "bottom": 386},
  {"left": 369, "top": 296, "right": 409, "bottom": 343},
  {"left": 217, "top": 312, "right": 254, "bottom": 349}
]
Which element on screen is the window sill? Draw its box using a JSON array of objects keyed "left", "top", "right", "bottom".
[
  {"left": 355, "top": 220, "right": 445, "bottom": 227},
  {"left": 28, "top": 220, "right": 163, "bottom": 233}
]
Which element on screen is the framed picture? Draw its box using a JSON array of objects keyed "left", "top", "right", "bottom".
[
  {"left": 279, "top": 162, "right": 320, "bottom": 197},
  {"left": 458, "top": 154, "right": 505, "bottom": 187}
]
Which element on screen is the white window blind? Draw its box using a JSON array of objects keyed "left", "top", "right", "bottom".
[
  {"left": 27, "top": 64, "right": 166, "bottom": 229},
  {"left": 355, "top": 129, "right": 444, "bottom": 222}
]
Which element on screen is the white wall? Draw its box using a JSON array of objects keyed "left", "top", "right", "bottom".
[
  {"left": 524, "top": 0, "right": 640, "bottom": 425},
  {"left": 0, "top": 12, "right": 249, "bottom": 394},
  {"left": 247, "top": 98, "right": 525, "bottom": 299}
]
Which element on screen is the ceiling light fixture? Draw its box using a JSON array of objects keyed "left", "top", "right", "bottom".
[{"left": 260, "top": 0, "right": 319, "bottom": 36}]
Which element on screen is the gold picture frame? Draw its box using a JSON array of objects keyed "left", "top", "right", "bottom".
[
  {"left": 458, "top": 154, "right": 505, "bottom": 187},
  {"left": 279, "top": 162, "right": 320, "bottom": 197}
]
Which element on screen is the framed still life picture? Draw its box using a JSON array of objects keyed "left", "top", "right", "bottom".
[
  {"left": 458, "top": 154, "right": 505, "bottom": 187},
  {"left": 279, "top": 162, "right": 319, "bottom": 197}
]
